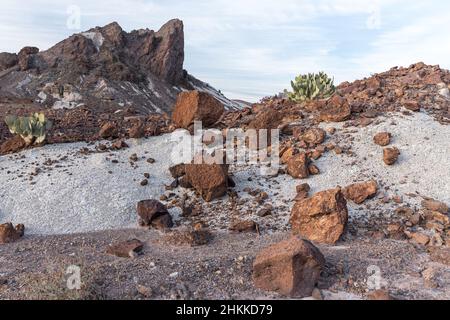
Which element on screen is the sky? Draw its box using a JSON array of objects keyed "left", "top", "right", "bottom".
[{"left": 1, "top": 0, "right": 449, "bottom": 101}]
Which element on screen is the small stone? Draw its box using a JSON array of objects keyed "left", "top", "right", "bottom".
[
  {"left": 373, "top": 132, "right": 391, "bottom": 146},
  {"left": 383, "top": 147, "right": 400, "bottom": 165},
  {"left": 106, "top": 239, "right": 144, "bottom": 259},
  {"left": 140, "top": 179, "right": 149, "bottom": 186}
]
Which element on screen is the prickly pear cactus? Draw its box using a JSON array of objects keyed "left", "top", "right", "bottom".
[
  {"left": 5, "top": 113, "right": 52, "bottom": 146},
  {"left": 287, "top": 72, "right": 336, "bottom": 102}
]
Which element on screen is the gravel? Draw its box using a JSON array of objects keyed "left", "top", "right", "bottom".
[{"left": 0, "top": 112, "right": 449, "bottom": 236}]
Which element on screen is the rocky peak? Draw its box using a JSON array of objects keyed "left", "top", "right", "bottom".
[{"left": 0, "top": 20, "right": 241, "bottom": 113}]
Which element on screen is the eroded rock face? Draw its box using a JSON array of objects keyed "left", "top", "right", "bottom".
[
  {"left": 320, "top": 95, "right": 351, "bottom": 122},
  {"left": 253, "top": 236, "right": 325, "bottom": 298},
  {"left": 137, "top": 200, "right": 173, "bottom": 230},
  {"left": 290, "top": 188, "right": 348, "bottom": 244},
  {"left": 184, "top": 162, "right": 229, "bottom": 202},
  {"left": 383, "top": 147, "right": 400, "bottom": 165},
  {"left": 0, "top": 135, "right": 27, "bottom": 154},
  {"left": 0, "top": 223, "right": 25, "bottom": 244},
  {"left": 0, "top": 20, "right": 240, "bottom": 114},
  {"left": 343, "top": 180, "right": 378, "bottom": 204},
  {"left": 172, "top": 91, "right": 225, "bottom": 130}
]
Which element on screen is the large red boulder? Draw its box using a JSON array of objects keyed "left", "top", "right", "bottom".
[
  {"left": 253, "top": 236, "right": 325, "bottom": 298},
  {"left": 172, "top": 90, "right": 224, "bottom": 130},
  {"left": 290, "top": 188, "right": 348, "bottom": 244}
]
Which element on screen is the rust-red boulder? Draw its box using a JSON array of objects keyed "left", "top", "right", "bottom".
[
  {"left": 137, "top": 200, "right": 173, "bottom": 230},
  {"left": 0, "top": 223, "right": 25, "bottom": 244},
  {"left": 383, "top": 147, "right": 400, "bottom": 165},
  {"left": 229, "top": 220, "right": 258, "bottom": 233},
  {"left": 290, "top": 188, "right": 348, "bottom": 244},
  {"left": 301, "top": 128, "right": 326, "bottom": 146},
  {"left": 172, "top": 90, "right": 224, "bottom": 129},
  {"left": 253, "top": 236, "right": 325, "bottom": 298},
  {"left": 184, "top": 161, "right": 229, "bottom": 202},
  {"left": 287, "top": 153, "right": 310, "bottom": 179},
  {"left": 343, "top": 180, "right": 378, "bottom": 204},
  {"left": 320, "top": 95, "right": 351, "bottom": 123},
  {"left": 373, "top": 132, "right": 391, "bottom": 146}
]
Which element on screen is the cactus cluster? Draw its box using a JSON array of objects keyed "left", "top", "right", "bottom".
[
  {"left": 287, "top": 72, "right": 336, "bottom": 102},
  {"left": 5, "top": 113, "right": 52, "bottom": 145}
]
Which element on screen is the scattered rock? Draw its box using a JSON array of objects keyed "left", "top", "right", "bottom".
[
  {"left": 162, "top": 227, "right": 213, "bottom": 247},
  {"left": 367, "top": 290, "right": 394, "bottom": 300},
  {"left": 403, "top": 100, "right": 421, "bottom": 112},
  {"left": 172, "top": 90, "right": 224, "bottom": 130},
  {"left": 290, "top": 188, "right": 348, "bottom": 244},
  {"left": 405, "top": 231, "right": 430, "bottom": 246},
  {"left": 0, "top": 223, "right": 25, "bottom": 244},
  {"left": 128, "top": 120, "right": 145, "bottom": 139},
  {"left": 295, "top": 183, "right": 311, "bottom": 201},
  {"left": 253, "top": 236, "right": 325, "bottom": 298},
  {"left": 229, "top": 220, "right": 258, "bottom": 233},
  {"left": 343, "top": 180, "right": 378, "bottom": 204},
  {"left": 99, "top": 122, "right": 118, "bottom": 139},
  {"left": 137, "top": 200, "right": 173, "bottom": 230},
  {"left": 287, "top": 153, "right": 310, "bottom": 179},
  {"left": 106, "top": 239, "right": 144, "bottom": 258},
  {"left": 184, "top": 161, "right": 229, "bottom": 202},
  {"left": 301, "top": 128, "right": 326, "bottom": 146},
  {"left": 140, "top": 179, "right": 149, "bottom": 186},
  {"left": 111, "top": 139, "right": 129, "bottom": 150},
  {"left": 383, "top": 147, "right": 400, "bottom": 165},
  {"left": 320, "top": 95, "right": 351, "bottom": 122},
  {"left": 0, "top": 135, "right": 27, "bottom": 154},
  {"left": 169, "top": 164, "right": 186, "bottom": 179},
  {"left": 373, "top": 132, "right": 391, "bottom": 146},
  {"left": 422, "top": 199, "right": 449, "bottom": 214}
]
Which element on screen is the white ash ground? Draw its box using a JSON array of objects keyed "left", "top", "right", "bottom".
[{"left": 0, "top": 111, "right": 449, "bottom": 236}]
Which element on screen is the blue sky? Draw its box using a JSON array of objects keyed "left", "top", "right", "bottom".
[{"left": 1, "top": 0, "right": 449, "bottom": 101}]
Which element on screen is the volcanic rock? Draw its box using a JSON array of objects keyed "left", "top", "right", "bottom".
[
  {"left": 0, "top": 135, "right": 27, "bottom": 154},
  {"left": 287, "top": 153, "right": 310, "bottom": 179},
  {"left": 301, "top": 128, "right": 326, "bottom": 146},
  {"left": 128, "top": 120, "right": 145, "bottom": 139},
  {"left": 253, "top": 236, "right": 325, "bottom": 298},
  {"left": 373, "top": 132, "right": 391, "bottom": 146},
  {"left": 0, "top": 52, "right": 18, "bottom": 71},
  {"left": 137, "top": 200, "right": 173, "bottom": 230},
  {"left": 403, "top": 100, "right": 421, "bottom": 112},
  {"left": 184, "top": 161, "right": 229, "bottom": 202},
  {"left": 343, "top": 180, "right": 378, "bottom": 204},
  {"left": 99, "top": 122, "right": 118, "bottom": 139},
  {"left": 422, "top": 199, "right": 449, "bottom": 214},
  {"left": 106, "top": 239, "right": 144, "bottom": 258},
  {"left": 0, "top": 20, "right": 240, "bottom": 114},
  {"left": 290, "top": 188, "right": 348, "bottom": 244},
  {"left": 172, "top": 90, "right": 224, "bottom": 130},
  {"left": 383, "top": 147, "right": 400, "bottom": 165},
  {"left": 320, "top": 95, "right": 351, "bottom": 122},
  {"left": 0, "top": 223, "right": 25, "bottom": 244},
  {"left": 229, "top": 220, "right": 258, "bottom": 233}
]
